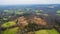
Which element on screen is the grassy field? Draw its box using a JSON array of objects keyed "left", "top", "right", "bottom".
[
  {"left": 1, "top": 21, "right": 19, "bottom": 34},
  {"left": 2, "top": 27, "right": 19, "bottom": 34},
  {"left": 35, "top": 29, "right": 59, "bottom": 34},
  {"left": 2, "top": 28, "right": 59, "bottom": 34},
  {"left": 1, "top": 21, "right": 60, "bottom": 34},
  {"left": 2, "top": 21, "right": 16, "bottom": 28}
]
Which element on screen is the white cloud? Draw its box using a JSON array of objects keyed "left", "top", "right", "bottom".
[{"left": 0, "top": 0, "right": 60, "bottom": 5}]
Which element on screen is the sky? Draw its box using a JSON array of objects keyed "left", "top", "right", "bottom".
[{"left": 0, "top": 0, "right": 60, "bottom": 5}]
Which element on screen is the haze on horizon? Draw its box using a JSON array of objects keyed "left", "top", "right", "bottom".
[{"left": 0, "top": 0, "right": 60, "bottom": 5}]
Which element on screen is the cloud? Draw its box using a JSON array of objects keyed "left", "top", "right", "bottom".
[{"left": 0, "top": 0, "right": 60, "bottom": 5}]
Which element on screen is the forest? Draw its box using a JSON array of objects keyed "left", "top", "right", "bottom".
[{"left": 0, "top": 4, "right": 60, "bottom": 34}]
